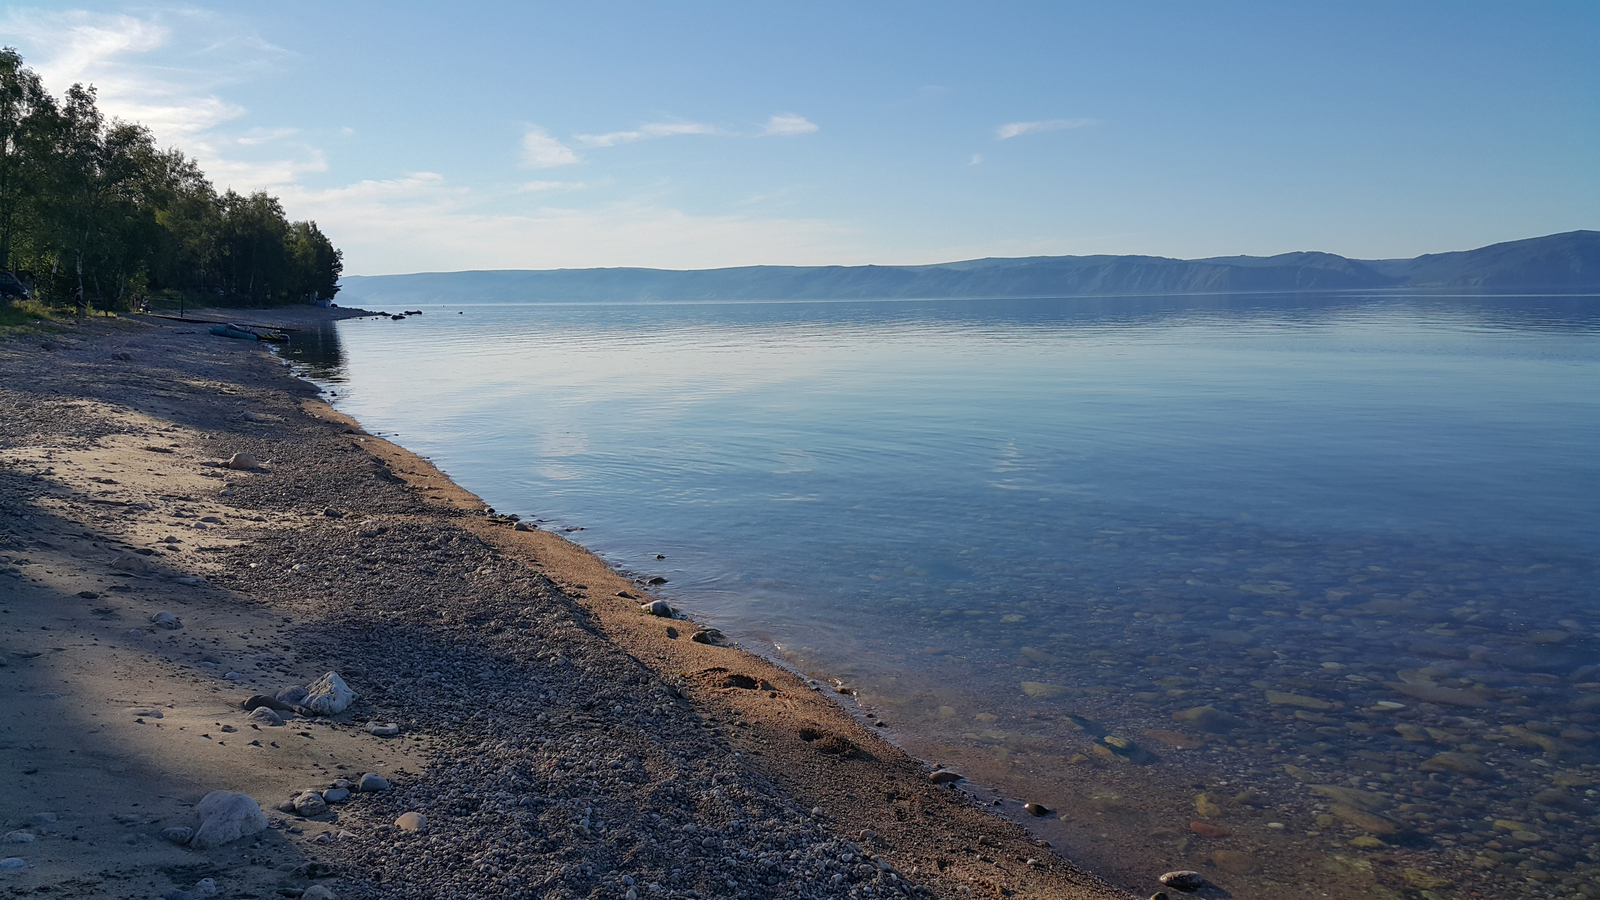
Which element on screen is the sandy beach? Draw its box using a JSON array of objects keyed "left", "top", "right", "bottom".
[{"left": 0, "top": 308, "right": 1138, "bottom": 900}]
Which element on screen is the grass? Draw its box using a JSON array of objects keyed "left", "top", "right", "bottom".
[{"left": 0, "top": 298, "right": 60, "bottom": 333}]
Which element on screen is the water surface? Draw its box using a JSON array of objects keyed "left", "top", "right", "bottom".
[{"left": 288, "top": 293, "right": 1600, "bottom": 898}]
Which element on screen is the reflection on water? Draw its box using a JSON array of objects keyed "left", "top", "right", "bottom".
[
  {"left": 291, "top": 293, "right": 1600, "bottom": 899},
  {"left": 278, "top": 321, "right": 349, "bottom": 383}
]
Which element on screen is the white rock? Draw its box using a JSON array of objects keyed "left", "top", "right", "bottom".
[
  {"left": 2, "top": 832, "right": 34, "bottom": 844},
  {"left": 195, "top": 877, "right": 218, "bottom": 896},
  {"left": 394, "top": 811, "right": 426, "bottom": 832},
  {"left": 299, "top": 673, "right": 356, "bottom": 716},
  {"left": 224, "top": 453, "right": 258, "bottom": 471},
  {"left": 150, "top": 611, "right": 182, "bottom": 630},
  {"left": 247, "top": 707, "right": 283, "bottom": 726},
  {"left": 302, "top": 885, "right": 338, "bottom": 900},
  {"left": 366, "top": 722, "right": 399, "bottom": 737},
  {"left": 189, "top": 791, "right": 267, "bottom": 849},
  {"left": 293, "top": 791, "right": 327, "bottom": 817}
]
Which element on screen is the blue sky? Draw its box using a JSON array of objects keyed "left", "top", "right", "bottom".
[{"left": 3, "top": 2, "right": 1596, "bottom": 274}]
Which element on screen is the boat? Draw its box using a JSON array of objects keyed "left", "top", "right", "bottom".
[{"left": 209, "top": 323, "right": 288, "bottom": 342}]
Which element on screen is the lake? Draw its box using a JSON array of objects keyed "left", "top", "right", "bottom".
[{"left": 286, "top": 292, "right": 1600, "bottom": 899}]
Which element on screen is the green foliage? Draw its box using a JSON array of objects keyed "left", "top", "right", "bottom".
[{"left": 0, "top": 47, "right": 342, "bottom": 311}]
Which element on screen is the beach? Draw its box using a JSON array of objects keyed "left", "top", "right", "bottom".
[{"left": 0, "top": 308, "right": 1135, "bottom": 900}]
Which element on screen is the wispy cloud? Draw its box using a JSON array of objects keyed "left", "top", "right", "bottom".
[
  {"left": 235, "top": 127, "right": 299, "bottom": 146},
  {"left": 574, "top": 121, "right": 721, "bottom": 148},
  {"left": 996, "top": 118, "right": 1096, "bottom": 140},
  {"left": 761, "top": 114, "right": 818, "bottom": 137},
  {"left": 0, "top": 8, "right": 309, "bottom": 191},
  {"left": 522, "top": 127, "right": 580, "bottom": 167},
  {"left": 277, "top": 171, "right": 861, "bottom": 274},
  {"left": 969, "top": 154, "right": 983, "bottom": 166}
]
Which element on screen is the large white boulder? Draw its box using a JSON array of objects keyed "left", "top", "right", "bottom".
[
  {"left": 299, "top": 672, "right": 356, "bottom": 716},
  {"left": 190, "top": 791, "right": 267, "bottom": 849}
]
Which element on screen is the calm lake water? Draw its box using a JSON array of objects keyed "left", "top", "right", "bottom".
[{"left": 288, "top": 294, "right": 1600, "bottom": 899}]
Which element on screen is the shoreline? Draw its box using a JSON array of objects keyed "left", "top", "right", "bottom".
[{"left": 0, "top": 308, "right": 1133, "bottom": 899}]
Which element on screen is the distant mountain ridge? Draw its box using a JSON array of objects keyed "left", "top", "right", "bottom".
[{"left": 339, "top": 230, "right": 1600, "bottom": 305}]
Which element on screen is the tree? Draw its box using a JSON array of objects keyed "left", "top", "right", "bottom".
[{"left": 0, "top": 47, "right": 342, "bottom": 311}]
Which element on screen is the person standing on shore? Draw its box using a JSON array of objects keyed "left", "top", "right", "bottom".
[{"left": 74, "top": 286, "right": 85, "bottom": 322}]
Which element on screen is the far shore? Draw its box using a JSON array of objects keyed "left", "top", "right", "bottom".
[{"left": 0, "top": 305, "right": 1133, "bottom": 900}]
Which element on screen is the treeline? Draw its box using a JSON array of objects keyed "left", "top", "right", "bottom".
[{"left": 0, "top": 48, "right": 341, "bottom": 310}]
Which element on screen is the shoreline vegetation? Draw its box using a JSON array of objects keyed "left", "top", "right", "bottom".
[
  {"left": 0, "top": 307, "right": 1136, "bottom": 899},
  {"left": 0, "top": 49, "right": 341, "bottom": 318}
]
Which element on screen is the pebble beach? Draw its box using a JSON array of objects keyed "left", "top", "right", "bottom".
[{"left": 0, "top": 308, "right": 1135, "bottom": 900}]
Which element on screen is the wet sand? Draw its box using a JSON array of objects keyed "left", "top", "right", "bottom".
[{"left": 0, "top": 309, "right": 1136, "bottom": 899}]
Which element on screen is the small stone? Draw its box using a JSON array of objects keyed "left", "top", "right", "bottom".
[
  {"left": 293, "top": 791, "right": 328, "bottom": 817},
  {"left": 194, "top": 878, "right": 218, "bottom": 896},
  {"left": 1159, "top": 871, "right": 1206, "bottom": 892},
  {"left": 1420, "top": 751, "right": 1491, "bottom": 777},
  {"left": 691, "top": 629, "right": 723, "bottom": 644},
  {"left": 3, "top": 832, "right": 34, "bottom": 844},
  {"left": 928, "top": 770, "right": 963, "bottom": 785},
  {"left": 77, "top": 590, "right": 98, "bottom": 599},
  {"left": 248, "top": 707, "right": 283, "bottom": 726},
  {"left": 129, "top": 707, "right": 164, "bottom": 718},
  {"left": 1208, "top": 850, "right": 1256, "bottom": 875},
  {"left": 242, "top": 694, "right": 293, "bottom": 712},
  {"left": 357, "top": 773, "right": 390, "bottom": 792},
  {"left": 190, "top": 791, "right": 267, "bottom": 849},
  {"left": 1194, "top": 794, "right": 1223, "bottom": 818},
  {"left": 224, "top": 453, "right": 258, "bottom": 471},
  {"left": 1019, "top": 681, "right": 1068, "bottom": 699},
  {"left": 1349, "top": 835, "right": 1385, "bottom": 848},
  {"left": 1171, "top": 706, "right": 1240, "bottom": 734},
  {"left": 641, "top": 600, "right": 674, "bottom": 617},
  {"left": 646, "top": 576, "right": 668, "bottom": 585},
  {"left": 302, "top": 886, "right": 338, "bottom": 900},
  {"left": 1264, "top": 690, "right": 1332, "bottom": 710},
  {"left": 298, "top": 672, "right": 356, "bottom": 716},
  {"left": 1189, "top": 822, "right": 1228, "bottom": 838},
  {"left": 150, "top": 611, "right": 182, "bottom": 630},
  {"left": 513, "top": 521, "right": 536, "bottom": 531},
  {"left": 111, "top": 553, "right": 148, "bottom": 572},
  {"left": 367, "top": 722, "right": 400, "bottom": 737},
  {"left": 1023, "top": 802, "right": 1052, "bottom": 817},
  {"left": 395, "top": 811, "right": 427, "bottom": 832},
  {"left": 322, "top": 788, "right": 351, "bottom": 803},
  {"left": 160, "top": 826, "right": 194, "bottom": 844},
  {"left": 0, "top": 858, "right": 24, "bottom": 870}
]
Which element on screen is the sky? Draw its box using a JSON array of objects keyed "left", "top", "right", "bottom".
[{"left": 2, "top": 2, "right": 1596, "bottom": 274}]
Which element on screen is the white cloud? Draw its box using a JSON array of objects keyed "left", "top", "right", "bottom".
[
  {"left": 277, "top": 172, "right": 862, "bottom": 274},
  {"left": 996, "top": 118, "right": 1096, "bottom": 140},
  {"left": 574, "top": 121, "right": 721, "bottom": 148},
  {"left": 761, "top": 114, "right": 818, "bottom": 137},
  {"left": 235, "top": 127, "right": 299, "bottom": 146},
  {"left": 522, "top": 127, "right": 580, "bottom": 168},
  {"left": 0, "top": 8, "right": 310, "bottom": 191},
  {"left": 969, "top": 154, "right": 983, "bottom": 166}
]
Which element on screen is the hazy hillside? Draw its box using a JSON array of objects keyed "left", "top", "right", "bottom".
[{"left": 339, "top": 230, "right": 1599, "bottom": 306}]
